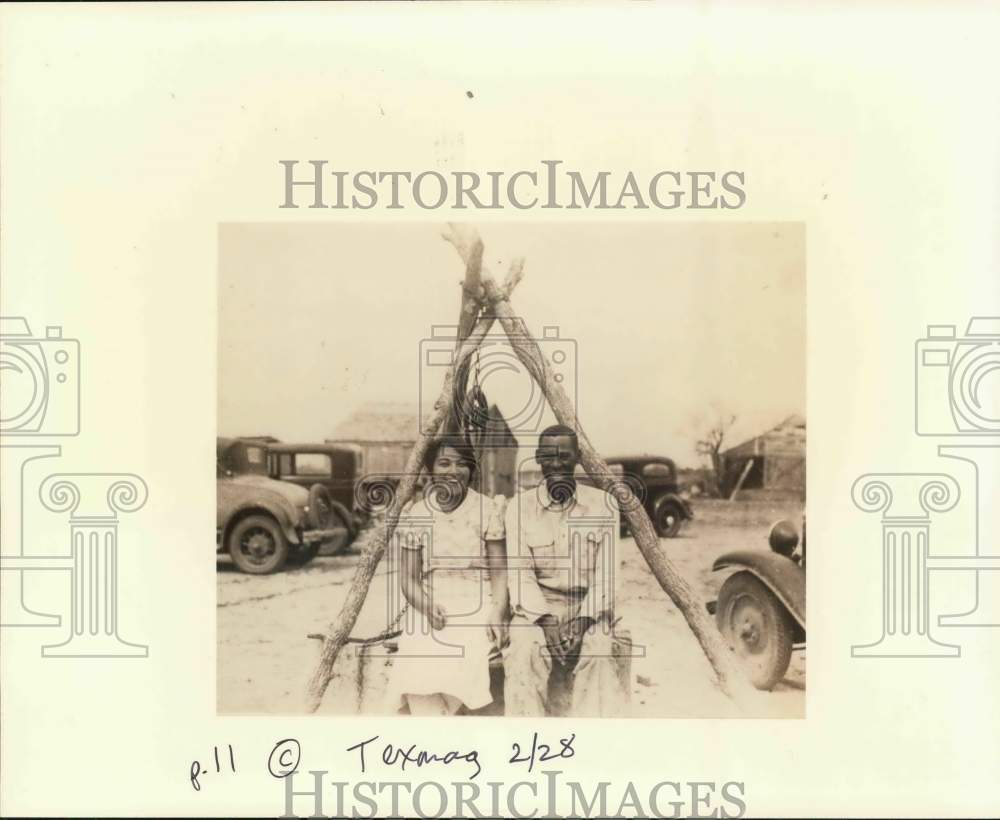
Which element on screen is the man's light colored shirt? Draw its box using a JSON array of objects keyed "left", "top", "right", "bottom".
[{"left": 504, "top": 481, "right": 619, "bottom": 624}]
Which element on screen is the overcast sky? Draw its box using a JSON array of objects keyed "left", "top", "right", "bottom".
[{"left": 218, "top": 222, "right": 805, "bottom": 467}]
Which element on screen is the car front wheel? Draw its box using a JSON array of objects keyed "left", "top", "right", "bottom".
[
  {"left": 654, "top": 500, "right": 684, "bottom": 538},
  {"left": 228, "top": 515, "right": 289, "bottom": 574},
  {"left": 715, "top": 571, "right": 794, "bottom": 690}
]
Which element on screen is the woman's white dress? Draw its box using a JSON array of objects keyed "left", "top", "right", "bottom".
[{"left": 384, "top": 488, "right": 505, "bottom": 712}]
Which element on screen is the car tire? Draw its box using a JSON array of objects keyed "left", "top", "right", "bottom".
[
  {"left": 653, "top": 500, "right": 684, "bottom": 538},
  {"left": 715, "top": 571, "right": 794, "bottom": 691},
  {"left": 228, "top": 514, "right": 289, "bottom": 575}
]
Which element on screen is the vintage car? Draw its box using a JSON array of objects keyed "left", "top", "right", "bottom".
[
  {"left": 593, "top": 455, "right": 694, "bottom": 537},
  {"left": 216, "top": 437, "right": 342, "bottom": 573},
  {"left": 707, "top": 518, "right": 806, "bottom": 690},
  {"left": 267, "top": 442, "right": 360, "bottom": 552}
]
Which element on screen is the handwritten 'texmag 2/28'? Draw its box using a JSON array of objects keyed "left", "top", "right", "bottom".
[{"left": 346, "top": 732, "right": 575, "bottom": 781}]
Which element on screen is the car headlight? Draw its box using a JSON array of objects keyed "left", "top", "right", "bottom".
[{"left": 768, "top": 519, "right": 799, "bottom": 557}]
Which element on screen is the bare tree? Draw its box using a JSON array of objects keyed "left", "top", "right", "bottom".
[{"left": 695, "top": 411, "right": 737, "bottom": 497}]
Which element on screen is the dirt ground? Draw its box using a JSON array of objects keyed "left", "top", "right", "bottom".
[{"left": 217, "top": 506, "right": 805, "bottom": 718}]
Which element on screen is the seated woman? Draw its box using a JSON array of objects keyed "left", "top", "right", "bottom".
[{"left": 385, "top": 434, "right": 509, "bottom": 716}]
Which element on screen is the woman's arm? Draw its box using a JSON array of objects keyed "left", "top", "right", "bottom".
[
  {"left": 400, "top": 547, "right": 446, "bottom": 630},
  {"left": 400, "top": 547, "right": 425, "bottom": 611}
]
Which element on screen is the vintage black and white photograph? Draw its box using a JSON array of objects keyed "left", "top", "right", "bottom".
[{"left": 217, "top": 221, "right": 806, "bottom": 718}]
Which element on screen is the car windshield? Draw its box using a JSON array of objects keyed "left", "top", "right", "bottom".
[
  {"left": 642, "top": 462, "right": 674, "bottom": 479},
  {"left": 295, "top": 453, "right": 331, "bottom": 476}
]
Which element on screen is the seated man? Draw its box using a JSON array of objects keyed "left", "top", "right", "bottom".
[{"left": 503, "top": 424, "right": 629, "bottom": 717}]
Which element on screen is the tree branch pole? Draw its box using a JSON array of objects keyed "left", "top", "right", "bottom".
[
  {"left": 446, "top": 237, "right": 486, "bottom": 436},
  {"left": 442, "top": 229, "right": 760, "bottom": 706},
  {"left": 455, "top": 238, "right": 485, "bottom": 348},
  {"left": 304, "top": 244, "right": 522, "bottom": 713}
]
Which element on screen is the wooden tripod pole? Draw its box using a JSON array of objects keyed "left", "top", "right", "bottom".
[
  {"left": 304, "top": 240, "right": 522, "bottom": 713},
  {"left": 442, "top": 225, "right": 761, "bottom": 707}
]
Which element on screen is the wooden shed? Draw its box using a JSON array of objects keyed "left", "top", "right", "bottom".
[
  {"left": 720, "top": 414, "right": 806, "bottom": 500},
  {"left": 328, "top": 402, "right": 420, "bottom": 477}
]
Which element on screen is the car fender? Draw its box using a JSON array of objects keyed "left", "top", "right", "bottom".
[
  {"left": 653, "top": 492, "right": 693, "bottom": 520},
  {"left": 223, "top": 500, "right": 302, "bottom": 546},
  {"left": 712, "top": 550, "right": 805, "bottom": 629}
]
